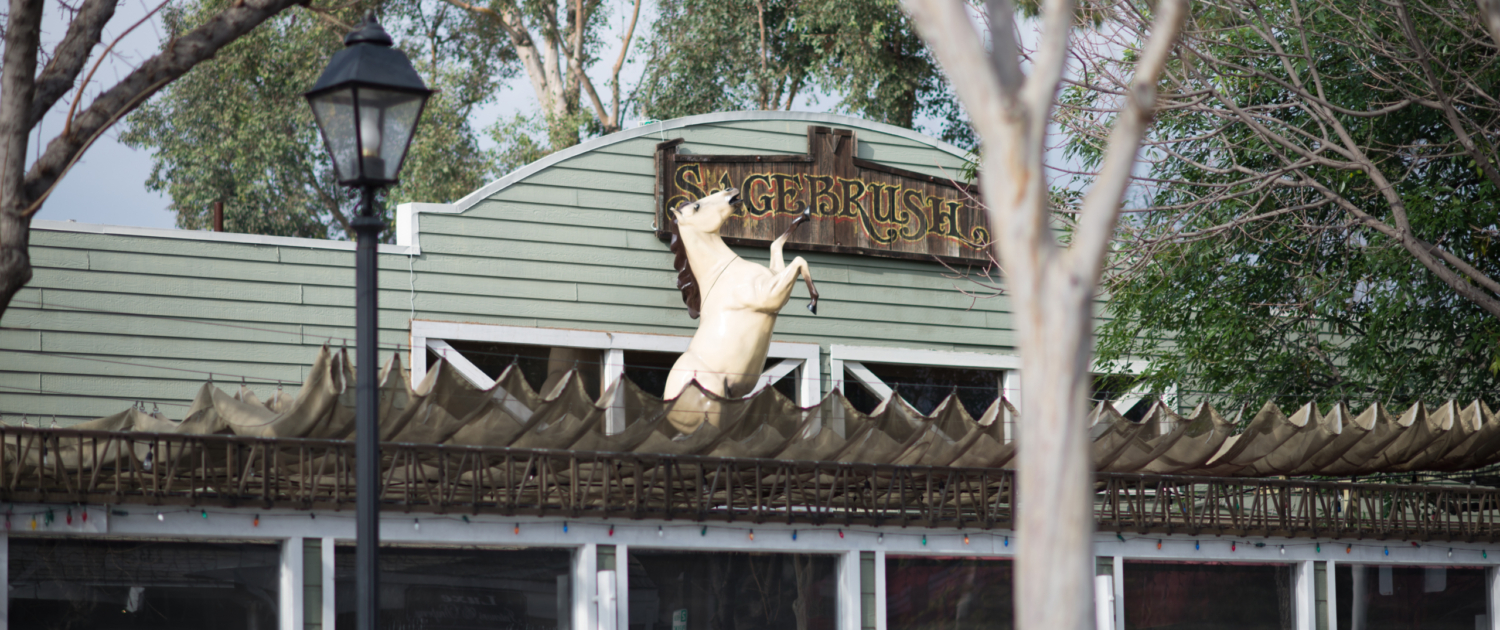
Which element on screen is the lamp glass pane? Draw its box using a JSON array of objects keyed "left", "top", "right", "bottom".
[
  {"left": 308, "top": 88, "right": 360, "bottom": 183},
  {"left": 353, "top": 86, "right": 425, "bottom": 182}
]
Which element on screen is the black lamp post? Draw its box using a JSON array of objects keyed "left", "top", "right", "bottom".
[{"left": 306, "top": 14, "right": 432, "bottom": 630}]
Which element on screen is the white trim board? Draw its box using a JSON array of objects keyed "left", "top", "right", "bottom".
[
  {"left": 393, "top": 110, "right": 973, "bottom": 254},
  {"left": 830, "top": 344, "right": 1021, "bottom": 370},
  {"left": 33, "top": 219, "right": 413, "bottom": 255}
]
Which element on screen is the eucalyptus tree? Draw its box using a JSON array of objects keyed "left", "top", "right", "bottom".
[
  {"left": 440, "top": 0, "right": 643, "bottom": 149},
  {"left": 1059, "top": 0, "right": 1500, "bottom": 410},
  {"left": 638, "top": 0, "right": 972, "bottom": 146},
  {"left": 903, "top": 0, "right": 1188, "bottom": 627},
  {"left": 0, "top": 0, "right": 307, "bottom": 318},
  {"left": 121, "top": 0, "right": 509, "bottom": 239}
]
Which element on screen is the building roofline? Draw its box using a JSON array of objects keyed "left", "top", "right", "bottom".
[
  {"left": 37, "top": 112, "right": 964, "bottom": 257},
  {"left": 449, "top": 110, "right": 970, "bottom": 214},
  {"left": 33, "top": 219, "right": 413, "bottom": 254},
  {"left": 394, "top": 111, "right": 971, "bottom": 254}
]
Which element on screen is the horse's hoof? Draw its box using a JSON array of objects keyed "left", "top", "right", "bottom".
[{"left": 807, "top": 302, "right": 818, "bottom": 315}]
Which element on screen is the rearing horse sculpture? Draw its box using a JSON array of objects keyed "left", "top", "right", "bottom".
[{"left": 663, "top": 188, "right": 818, "bottom": 432}]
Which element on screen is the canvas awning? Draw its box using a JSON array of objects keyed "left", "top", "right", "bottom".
[{"left": 49, "top": 346, "right": 1500, "bottom": 477}]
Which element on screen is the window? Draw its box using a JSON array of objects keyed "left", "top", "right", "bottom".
[
  {"left": 1335, "top": 564, "right": 1487, "bottom": 629},
  {"left": 1124, "top": 560, "right": 1294, "bottom": 630},
  {"left": 831, "top": 344, "right": 1019, "bottom": 439},
  {"left": 627, "top": 550, "right": 838, "bottom": 630},
  {"left": 334, "top": 545, "right": 572, "bottom": 630},
  {"left": 886, "top": 555, "right": 1013, "bottom": 630},
  {"left": 410, "top": 322, "right": 820, "bottom": 434},
  {"left": 10, "top": 538, "right": 280, "bottom": 630}
]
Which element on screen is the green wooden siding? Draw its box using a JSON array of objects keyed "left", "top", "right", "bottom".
[{"left": 1, "top": 114, "right": 1012, "bottom": 425}]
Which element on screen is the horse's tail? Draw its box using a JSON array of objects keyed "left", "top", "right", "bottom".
[{"left": 668, "top": 208, "right": 702, "bottom": 319}]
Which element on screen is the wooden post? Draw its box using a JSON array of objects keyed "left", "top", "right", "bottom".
[{"left": 213, "top": 201, "right": 224, "bottom": 232}]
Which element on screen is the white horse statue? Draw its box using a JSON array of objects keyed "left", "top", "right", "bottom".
[{"left": 662, "top": 187, "right": 818, "bottom": 431}]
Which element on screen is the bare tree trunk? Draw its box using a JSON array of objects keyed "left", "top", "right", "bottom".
[
  {"left": 903, "top": 0, "right": 1187, "bottom": 628},
  {"left": 0, "top": 0, "right": 302, "bottom": 320},
  {"left": 0, "top": 0, "right": 44, "bottom": 315}
]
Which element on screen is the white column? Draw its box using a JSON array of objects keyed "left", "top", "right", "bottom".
[
  {"left": 1002, "top": 370, "right": 1022, "bottom": 442},
  {"left": 828, "top": 357, "right": 845, "bottom": 436},
  {"left": 839, "top": 550, "right": 861, "bottom": 630},
  {"left": 614, "top": 545, "right": 630, "bottom": 630},
  {"left": 597, "top": 570, "right": 618, "bottom": 630},
  {"left": 1094, "top": 575, "right": 1116, "bottom": 630},
  {"left": 573, "top": 544, "right": 598, "bottom": 630},
  {"left": 1294, "top": 560, "right": 1316, "bottom": 630},
  {"left": 1112, "top": 556, "right": 1125, "bottom": 630},
  {"left": 798, "top": 356, "right": 820, "bottom": 409},
  {"left": 410, "top": 334, "right": 427, "bottom": 383},
  {"left": 873, "top": 550, "right": 887, "bottom": 630},
  {"left": 322, "top": 538, "right": 336, "bottom": 630},
  {"left": 280, "top": 537, "right": 305, "bottom": 630},
  {"left": 604, "top": 350, "right": 626, "bottom": 434}
]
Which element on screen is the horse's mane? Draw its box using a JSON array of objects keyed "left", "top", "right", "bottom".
[{"left": 668, "top": 204, "right": 702, "bottom": 319}]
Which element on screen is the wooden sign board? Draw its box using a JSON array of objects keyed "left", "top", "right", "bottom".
[{"left": 654, "top": 125, "right": 990, "bottom": 264}]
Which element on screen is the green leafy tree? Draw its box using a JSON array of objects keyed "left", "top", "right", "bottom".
[
  {"left": 122, "top": 0, "right": 511, "bottom": 239},
  {"left": 637, "top": 0, "right": 972, "bottom": 145},
  {"left": 440, "top": 0, "right": 640, "bottom": 150},
  {"left": 1060, "top": 0, "right": 1500, "bottom": 409}
]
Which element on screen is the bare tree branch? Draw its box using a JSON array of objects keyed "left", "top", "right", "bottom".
[
  {"left": 29, "top": 0, "right": 118, "bottom": 127},
  {"left": 608, "top": 0, "right": 641, "bottom": 127},
  {"left": 1072, "top": 0, "right": 1187, "bottom": 280},
  {"left": 22, "top": 0, "right": 307, "bottom": 214}
]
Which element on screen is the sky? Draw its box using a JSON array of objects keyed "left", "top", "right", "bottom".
[
  {"left": 30, "top": 0, "right": 991, "bottom": 231},
  {"left": 32, "top": 0, "right": 659, "bottom": 229}
]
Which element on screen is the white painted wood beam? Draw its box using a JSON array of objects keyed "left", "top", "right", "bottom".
[
  {"left": 843, "top": 361, "right": 894, "bottom": 401},
  {"left": 427, "top": 338, "right": 496, "bottom": 389},
  {"left": 279, "top": 537, "right": 304, "bottom": 630},
  {"left": 603, "top": 349, "right": 626, "bottom": 435},
  {"left": 839, "top": 550, "right": 862, "bottom": 630},
  {"left": 322, "top": 538, "right": 336, "bottom": 630}
]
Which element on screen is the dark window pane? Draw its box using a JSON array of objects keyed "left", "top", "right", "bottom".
[
  {"left": 624, "top": 351, "right": 679, "bottom": 398},
  {"left": 1335, "top": 564, "right": 1487, "bottom": 629},
  {"left": 847, "top": 363, "right": 1000, "bottom": 417},
  {"left": 9, "top": 537, "right": 280, "bottom": 630},
  {"left": 442, "top": 341, "right": 553, "bottom": 390},
  {"left": 335, "top": 545, "right": 572, "bottom": 630},
  {"left": 886, "top": 556, "right": 1013, "bottom": 630},
  {"left": 629, "top": 550, "right": 838, "bottom": 630},
  {"left": 768, "top": 359, "right": 798, "bottom": 402},
  {"left": 442, "top": 341, "right": 600, "bottom": 399},
  {"left": 1123, "top": 561, "right": 1293, "bottom": 630}
]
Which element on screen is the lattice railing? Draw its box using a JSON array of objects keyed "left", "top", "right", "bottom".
[{"left": 3, "top": 427, "right": 1497, "bottom": 540}]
